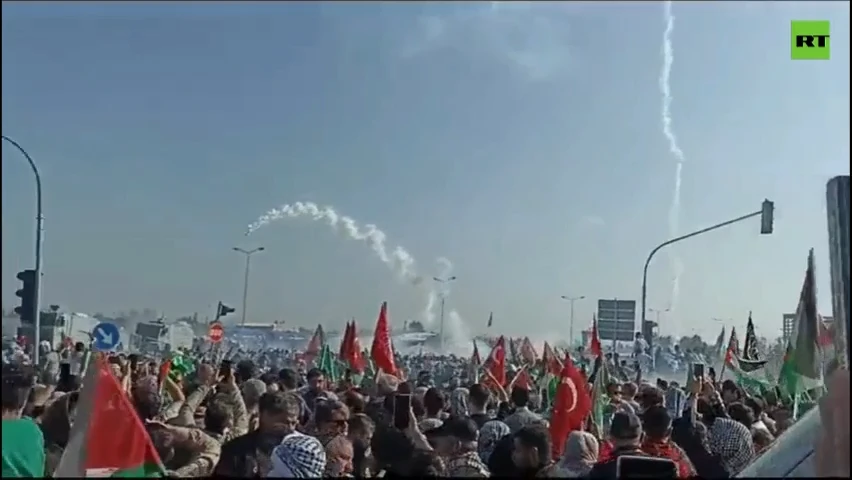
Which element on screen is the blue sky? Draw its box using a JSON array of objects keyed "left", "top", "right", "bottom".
[{"left": 2, "top": 2, "right": 849, "bottom": 342}]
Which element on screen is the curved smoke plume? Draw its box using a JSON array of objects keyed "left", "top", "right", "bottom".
[{"left": 246, "top": 201, "right": 468, "bottom": 344}]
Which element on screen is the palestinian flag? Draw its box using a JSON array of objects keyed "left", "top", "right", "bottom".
[{"left": 55, "top": 355, "right": 166, "bottom": 477}]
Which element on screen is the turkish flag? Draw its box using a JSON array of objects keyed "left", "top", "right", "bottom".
[
  {"left": 590, "top": 314, "right": 603, "bottom": 358},
  {"left": 483, "top": 335, "right": 507, "bottom": 387},
  {"left": 346, "top": 321, "right": 367, "bottom": 374},
  {"left": 510, "top": 367, "right": 533, "bottom": 391},
  {"left": 370, "top": 302, "right": 397, "bottom": 375},
  {"left": 549, "top": 354, "right": 591, "bottom": 458},
  {"left": 542, "top": 342, "right": 563, "bottom": 376}
]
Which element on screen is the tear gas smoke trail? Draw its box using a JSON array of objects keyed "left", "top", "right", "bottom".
[
  {"left": 660, "top": 0, "right": 685, "bottom": 313},
  {"left": 247, "top": 201, "right": 420, "bottom": 283},
  {"left": 246, "top": 202, "right": 470, "bottom": 345}
]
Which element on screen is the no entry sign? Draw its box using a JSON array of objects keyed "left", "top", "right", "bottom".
[{"left": 208, "top": 322, "right": 224, "bottom": 343}]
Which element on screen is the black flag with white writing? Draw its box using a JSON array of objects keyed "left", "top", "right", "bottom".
[{"left": 216, "top": 302, "right": 235, "bottom": 319}]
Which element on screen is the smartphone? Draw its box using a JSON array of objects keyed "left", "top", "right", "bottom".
[
  {"left": 107, "top": 355, "right": 122, "bottom": 365},
  {"left": 693, "top": 362, "right": 705, "bottom": 379},
  {"left": 219, "top": 360, "right": 233, "bottom": 379},
  {"left": 708, "top": 366, "right": 717, "bottom": 380},
  {"left": 59, "top": 363, "right": 71, "bottom": 381},
  {"left": 616, "top": 455, "right": 677, "bottom": 478},
  {"left": 393, "top": 394, "right": 412, "bottom": 430}
]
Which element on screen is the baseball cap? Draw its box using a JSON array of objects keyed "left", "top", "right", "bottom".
[
  {"left": 609, "top": 411, "right": 642, "bottom": 440},
  {"left": 429, "top": 417, "right": 479, "bottom": 443}
]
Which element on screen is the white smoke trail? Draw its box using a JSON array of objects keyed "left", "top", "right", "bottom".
[
  {"left": 660, "top": 0, "right": 685, "bottom": 312},
  {"left": 247, "top": 201, "right": 421, "bottom": 283},
  {"left": 246, "top": 202, "right": 470, "bottom": 346}
]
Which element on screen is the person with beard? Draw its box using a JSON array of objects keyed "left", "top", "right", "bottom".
[
  {"left": 298, "top": 368, "right": 329, "bottom": 414},
  {"left": 214, "top": 392, "right": 301, "bottom": 476},
  {"left": 430, "top": 417, "right": 489, "bottom": 477},
  {"left": 313, "top": 400, "right": 350, "bottom": 446},
  {"left": 277, "top": 368, "right": 311, "bottom": 426},
  {"left": 511, "top": 424, "right": 557, "bottom": 477}
]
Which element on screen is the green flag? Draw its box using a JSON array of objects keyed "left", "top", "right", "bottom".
[
  {"left": 590, "top": 361, "right": 611, "bottom": 436},
  {"left": 777, "top": 343, "right": 805, "bottom": 419},
  {"left": 318, "top": 344, "right": 338, "bottom": 383}
]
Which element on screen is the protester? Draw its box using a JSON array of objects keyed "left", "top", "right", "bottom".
[
  {"left": 555, "top": 430, "right": 599, "bottom": 477},
  {"left": 2, "top": 312, "right": 848, "bottom": 479},
  {"left": 1, "top": 363, "right": 44, "bottom": 478}
]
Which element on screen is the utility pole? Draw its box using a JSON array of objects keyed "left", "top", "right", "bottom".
[
  {"left": 3, "top": 135, "right": 44, "bottom": 366},
  {"left": 233, "top": 246, "right": 265, "bottom": 326},
  {"left": 641, "top": 200, "right": 775, "bottom": 349},
  {"left": 560, "top": 295, "right": 585, "bottom": 345},
  {"left": 433, "top": 276, "right": 458, "bottom": 351}
]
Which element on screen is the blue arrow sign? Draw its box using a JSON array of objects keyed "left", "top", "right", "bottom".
[{"left": 92, "top": 322, "right": 121, "bottom": 351}]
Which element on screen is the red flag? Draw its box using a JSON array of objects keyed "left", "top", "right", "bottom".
[
  {"left": 590, "top": 314, "right": 603, "bottom": 358},
  {"left": 157, "top": 359, "right": 172, "bottom": 391},
  {"left": 370, "top": 302, "right": 397, "bottom": 375},
  {"left": 346, "top": 321, "right": 367, "bottom": 374},
  {"left": 549, "top": 354, "right": 591, "bottom": 459},
  {"left": 724, "top": 327, "right": 739, "bottom": 366},
  {"left": 510, "top": 367, "right": 533, "bottom": 391},
  {"left": 519, "top": 337, "right": 539, "bottom": 365},
  {"left": 339, "top": 322, "right": 353, "bottom": 360},
  {"left": 542, "top": 342, "right": 563, "bottom": 376},
  {"left": 55, "top": 357, "right": 166, "bottom": 476},
  {"left": 818, "top": 315, "right": 833, "bottom": 347},
  {"left": 483, "top": 335, "right": 507, "bottom": 387},
  {"left": 304, "top": 324, "right": 326, "bottom": 365}
]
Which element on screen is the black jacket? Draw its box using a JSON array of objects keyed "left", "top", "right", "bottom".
[{"left": 214, "top": 430, "right": 287, "bottom": 477}]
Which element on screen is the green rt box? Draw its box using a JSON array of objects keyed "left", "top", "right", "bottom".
[{"left": 791, "top": 20, "right": 830, "bottom": 60}]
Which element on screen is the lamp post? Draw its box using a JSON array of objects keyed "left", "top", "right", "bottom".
[
  {"left": 433, "top": 276, "right": 458, "bottom": 351},
  {"left": 560, "top": 295, "right": 585, "bottom": 345},
  {"left": 640, "top": 200, "right": 775, "bottom": 349},
  {"left": 2, "top": 135, "right": 44, "bottom": 365},
  {"left": 648, "top": 307, "right": 670, "bottom": 327},
  {"left": 233, "top": 246, "right": 265, "bottom": 326}
]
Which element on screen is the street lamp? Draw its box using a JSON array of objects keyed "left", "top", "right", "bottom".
[
  {"left": 640, "top": 200, "right": 775, "bottom": 349},
  {"left": 433, "top": 276, "right": 458, "bottom": 351},
  {"left": 233, "top": 246, "right": 265, "bottom": 326},
  {"left": 648, "top": 307, "right": 670, "bottom": 326},
  {"left": 3, "top": 135, "right": 44, "bottom": 365},
  {"left": 560, "top": 295, "right": 585, "bottom": 345}
]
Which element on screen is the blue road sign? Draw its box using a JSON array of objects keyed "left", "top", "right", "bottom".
[{"left": 92, "top": 322, "right": 121, "bottom": 351}]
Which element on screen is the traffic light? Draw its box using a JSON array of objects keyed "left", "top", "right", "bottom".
[
  {"left": 14, "top": 269, "right": 36, "bottom": 323},
  {"left": 760, "top": 199, "right": 774, "bottom": 235}
]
